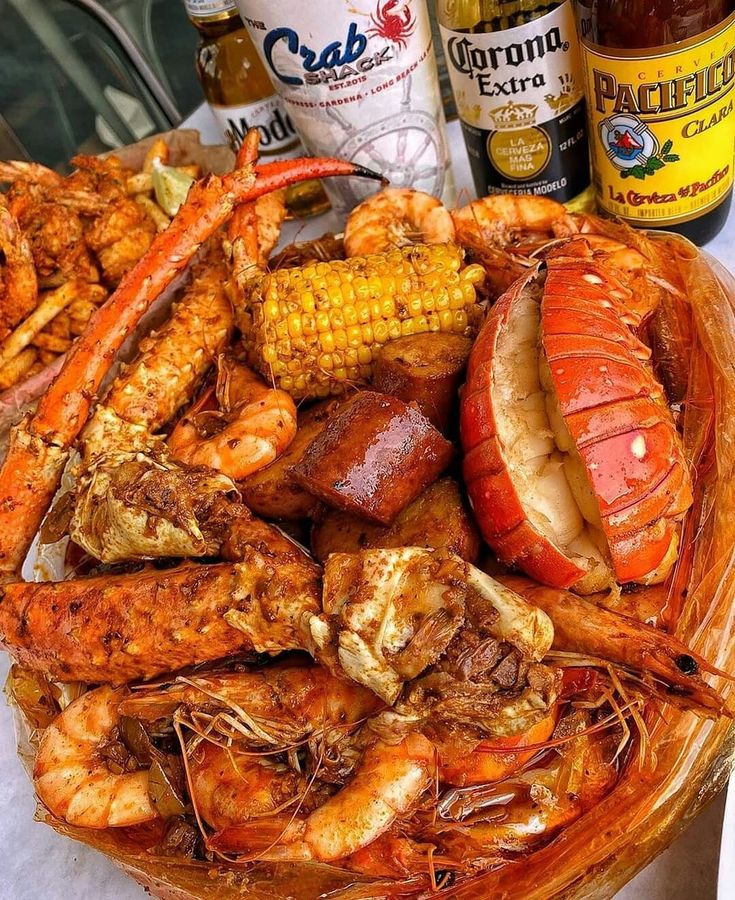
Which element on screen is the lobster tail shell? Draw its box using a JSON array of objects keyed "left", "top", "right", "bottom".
[
  {"left": 461, "top": 242, "right": 693, "bottom": 588},
  {"left": 541, "top": 251, "right": 693, "bottom": 584}
]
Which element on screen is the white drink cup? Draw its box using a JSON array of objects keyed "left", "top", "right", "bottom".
[{"left": 236, "top": 0, "right": 454, "bottom": 214}]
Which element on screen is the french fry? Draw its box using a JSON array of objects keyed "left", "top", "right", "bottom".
[
  {"left": 31, "top": 333, "right": 72, "bottom": 353},
  {"left": 135, "top": 195, "right": 171, "bottom": 233},
  {"left": 0, "top": 348, "right": 37, "bottom": 389},
  {"left": 68, "top": 298, "right": 101, "bottom": 320},
  {"left": 38, "top": 349, "right": 57, "bottom": 367},
  {"left": 47, "top": 311, "right": 71, "bottom": 339},
  {"left": 126, "top": 172, "right": 153, "bottom": 195},
  {"left": 177, "top": 164, "right": 200, "bottom": 178},
  {"left": 25, "top": 361, "right": 45, "bottom": 378},
  {"left": 69, "top": 317, "right": 90, "bottom": 337},
  {"left": 0, "top": 281, "right": 102, "bottom": 368},
  {"left": 143, "top": 137, "right": 169, "bottom": 172}
]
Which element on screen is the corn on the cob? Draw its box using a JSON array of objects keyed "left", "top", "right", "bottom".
[{"left": 241, "top": 243, "right": 485, "bottom": 399}]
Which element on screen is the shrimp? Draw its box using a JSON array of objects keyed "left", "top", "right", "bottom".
[
  {"left": 435, "top": 708, "right": 558, "bottom": 787},
  {"left": 121, "top": 664, "right": 434, "bottom": 862},
  {"left": 168, "top": 355, "right": 297, "bottom": 481},
  {"left": 451, "top": 195, "right": 570, "bottom": 251},
  {"left": 344, "top": 187, "right": 455, "bottom": 256},
  {"left": 503, "top": 576, "right": 733, "bottom": 719},
  {"left": 434, "top": 712, "right": 618, "bottom": 858},
  {"left": 208, "top": 733, "right": 435, "bottom": 861},
  {"left": 122, "top": 662, "right": 388, "bottom": 854},
  {"left": 33, "top": 685, "right": 157, "bottom": 829},
  {"left": 0, "top": 199, "right": 37, "bottom": 339}
]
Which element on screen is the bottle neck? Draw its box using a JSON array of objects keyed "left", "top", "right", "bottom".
[{"left": 183, "top": 1, "right": 242, "bottom": 37}]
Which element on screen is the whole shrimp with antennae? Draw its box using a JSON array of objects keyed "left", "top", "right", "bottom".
[
  {"left": 123, "top": 664, "right": 432, "bottom": 862},
  {"left": 33, "top": 663, "right": 381, "bottom": 831},
  {"left": 502, "top": 576, "right": 734, "bottom": 719}
]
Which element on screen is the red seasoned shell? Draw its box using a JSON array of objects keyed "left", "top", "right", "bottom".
[
  {"left": 541, "top": 251, "right": 692, "bottom": 583},
  {"left": 461, "top": 242, "right": 693, "bottom": 589},
  {"left": 461, "top": 268, "right": 587, "bottom": 589}
]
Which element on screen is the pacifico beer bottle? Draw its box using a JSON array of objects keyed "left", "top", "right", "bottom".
[
  {"left": 437, "top": 0, "right": 593, "bottom": 209},
  {"left": 235, "top": 0, "right": 453, "bottom": 216},
  {"left": 575, "top": 1, "right": 735, "bottom": 244},
  {"left": 183, "top": 0, "right": 329, "bottom": 217}
]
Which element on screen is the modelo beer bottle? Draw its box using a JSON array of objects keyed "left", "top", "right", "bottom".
[
  {"left": 437, "top": 1, "right": 593, "bottom": 209},
  {"left": 575, "top": 1, "right": 735, "bottom": 244},
  {"left": 183, "top": 0, "right": 329, "bottom": 216},
  {"left": 235, "top": 0, "right": 453, "bottom": 216}
]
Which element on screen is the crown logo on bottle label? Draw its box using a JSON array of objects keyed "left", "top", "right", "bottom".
[{"left": 488, "top": 102, "right": 538, "bottom": 131}]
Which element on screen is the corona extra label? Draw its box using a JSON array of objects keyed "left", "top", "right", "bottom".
[{"left": 438, "top": 0, "right": 590, "bottom": 203}]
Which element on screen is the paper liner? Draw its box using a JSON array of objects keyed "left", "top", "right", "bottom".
[{"left": 5, "top": 215, "right": 735, "bottom": 896}]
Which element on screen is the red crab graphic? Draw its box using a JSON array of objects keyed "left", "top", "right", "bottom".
[{"left": 367, "top": 0, "right": 416, "bottom": 50}]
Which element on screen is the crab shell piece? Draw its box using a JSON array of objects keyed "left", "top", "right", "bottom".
[{"left": 460, "top": 246, "right": 693, "bottom": 589}]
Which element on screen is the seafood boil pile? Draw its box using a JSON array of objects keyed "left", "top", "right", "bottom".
[{"left": 0, "top": 131, "right": 732, "bottom": 897}]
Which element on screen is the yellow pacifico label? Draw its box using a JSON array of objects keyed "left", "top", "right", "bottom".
[{"left": 580, "top": 12, "right": 735, "bottom": 226}]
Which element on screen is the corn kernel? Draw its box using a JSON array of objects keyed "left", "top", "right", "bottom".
[
  {"left": 261, "top": 344, "right": 277, "bottom": 364},
  {"left": 264, "top": 299, "right": 280, "bottom": 321},
  {"left": 357, "top": 345, "right": 372, "bottom": 365},
  {"left": 438, "top": 309, "right": 454, "bottom": 330},
  {"left": 315, "top": 310, "right": 331, "bottom": 333},
  {"left": 356, "top": 300, "right": 371, "bottom": 324},
  {"left": 287, "top": 313, "right": 303, "bottom": 338},
  {"left": 346, "top": 324, "right": 362, "bottom": 347},
  {"left": 387, "top": 318, "right": 402, "bottom": 339},
  {"left": 373, "top": 320, "right": 389, "bottom": 343},
  {"left": 320, "top": 331, "right": 336, "bottom": 353}
]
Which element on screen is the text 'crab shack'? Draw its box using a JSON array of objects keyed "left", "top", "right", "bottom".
[{"left": 235, "top": 0, "right": 453, "bottom": 215}]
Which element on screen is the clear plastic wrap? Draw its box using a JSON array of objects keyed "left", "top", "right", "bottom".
[{"left": 5, "top": 189, "right": 735, "bottom": 896}]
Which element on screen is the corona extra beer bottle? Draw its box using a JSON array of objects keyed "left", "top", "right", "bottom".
[
  {"left": 575, "top": 0, "right": 735, "bottom": 244},
  {"left": 235, "top": 0, "right": 453, "bottom": 216},
  {"left": 183, "top": 0, "right": 329, "bottom": 216},
  {"left": 436, "top": 1, "right": 593, "bottom": 209}
]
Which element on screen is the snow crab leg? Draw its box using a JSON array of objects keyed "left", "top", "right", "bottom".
[{"left": 0, "top": 156, "right": 384, "bottom": 576}]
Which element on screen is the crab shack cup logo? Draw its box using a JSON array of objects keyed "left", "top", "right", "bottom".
[{"left": 261, "top": 0, "right": 416, "bottom": 87}]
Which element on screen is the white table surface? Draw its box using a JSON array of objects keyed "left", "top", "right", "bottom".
[{"left": 1, "top": 106, "right": 733, "bottom": 900}]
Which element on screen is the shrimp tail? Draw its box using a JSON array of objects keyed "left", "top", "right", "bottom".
[
  {"left": 208, "top": 816, "right": 300, "bottom": 856},
  {"left": 502, "top": 576, "right": 733, "bottom": 719}
]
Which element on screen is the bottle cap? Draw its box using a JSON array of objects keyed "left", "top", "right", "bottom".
[{"left": 182, "top": 0, "right": 238, "bottom": 22}]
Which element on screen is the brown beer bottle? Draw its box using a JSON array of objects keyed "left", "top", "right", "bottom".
[
  {"left": 575, "top": 0, "right": 735, "bottom": 244},
  {"left": 184, "top": 0, "right": 329, "bottom": 217}
]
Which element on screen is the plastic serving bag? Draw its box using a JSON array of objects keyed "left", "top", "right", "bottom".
[{"left": 4, "top": 153, "right": 735, "bottom": 898}]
